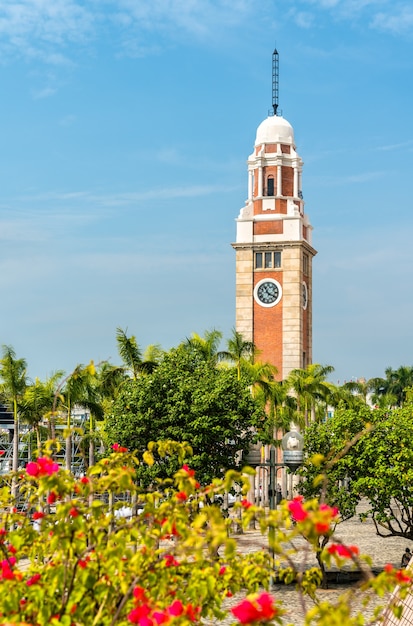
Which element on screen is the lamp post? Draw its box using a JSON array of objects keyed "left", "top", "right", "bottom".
[
  {"left": 255, "top": 429, "right": 304, "bottom": 588},
  {"left": 263, "top": 428, "right": 304, "bottom": 509}
]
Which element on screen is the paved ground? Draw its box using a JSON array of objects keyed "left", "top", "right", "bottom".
[{"left": 217, "top": 501, "right": 411, "bottom": 625}]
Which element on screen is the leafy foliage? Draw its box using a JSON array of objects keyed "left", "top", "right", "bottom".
[
  {"left": 299, "top": 402, "right": 413, "bottom": 540},
  {"left": 105, "top": 347, "right": 264, "bottom": 486},
  {"left": 0, "top": 441, "right": 409, "bottom": 625}
]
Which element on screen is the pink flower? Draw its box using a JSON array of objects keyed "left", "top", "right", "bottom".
[
  {"left": 133, "top": 586, "right": 147, "bottom": 601},
  {"left": 241, "top": 499, "right": 252, "bottom": 509},
  {"left": 112, "top": 443, "right": 128, "bottom": 453},
  {"left": 128, "top": 606, "right": 152, "bottom": 625},
  {"left": 69, "top": 507, "right": 79, "bottom": 518},
  {"left": 176, "top": 492, "right": 187, "bottom": 502},
  {"left": 328, "top": 544, "right": 359, "bottom": 559},
  {"left": 153, "top": 611, "right": 169, "bottom": 625},
  {"left": 32, "top": 511, "right": 45, "bottom": 520},
  {"left": 288, "top": 496, "right": 308, "bottom": 522},
  {"left": 26, "top": 573, "right": 41, "bottom": 586},
  {"left": 185, "top": 604, "right": 201, "bottom": 622},
  {"left": 315, "top": 521, "right": 331, "bottom": 534},
  {"left": 26, "top": 461, "right": 40, "bottom": 477},
  {"left": 26, "top": 457, "right": 59, "bottom": 478},
  {"left": 168, "top": 600, "right": 184, "bottom": 617},
  {"left": 219, "top": 566, "right": 226, "bottom": 575},
  {"left": 396, "top": 570, "right": 412, "bottom": 583},
  {"left": 47, "top": 492, "right": 57, "bottom": 504},
  {"left": 231, "top": 592, "right": 277, "bottom": 624},
  {"left": 182, "top": 464, "right": 195, "bottom": 477},
  {"left": 163, "top": 554, "right": 179, "bottom": 567}
]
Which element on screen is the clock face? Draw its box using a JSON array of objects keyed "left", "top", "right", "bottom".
[
  {"left": 302, "top": 282, "right": 308, "bottom": 310},
  {"left": 254, "top": 279, "right": 282, "bottom": 307}
]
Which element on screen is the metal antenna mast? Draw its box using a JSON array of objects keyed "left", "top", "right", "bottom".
[{"left": 272, "top": 48, "right": 279, "bottom": 116}]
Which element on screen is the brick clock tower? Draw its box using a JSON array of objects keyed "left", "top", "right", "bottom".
[{"left": 232, "top": 50, "right": 316, "bottom": 380}]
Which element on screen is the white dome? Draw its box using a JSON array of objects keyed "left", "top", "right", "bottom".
[{"left": 255, "top": 115, "right": 295, "bottom": 146}]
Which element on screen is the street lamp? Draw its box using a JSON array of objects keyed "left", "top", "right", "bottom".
[{"left": 265, "top": 428, "right": 304, "bottom": 509}]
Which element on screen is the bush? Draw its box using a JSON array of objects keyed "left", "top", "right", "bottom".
[{"left": 0, "top": 441, "right": 409, "bottom": 625}]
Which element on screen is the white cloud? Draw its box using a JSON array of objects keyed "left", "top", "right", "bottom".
[
  {"left": 371, "top": 6, "right": 413, "bottom": 34},
  {"left": 294, "top": 11, "right": 315, "bottom": 28},
  {"left": 32, "top": 85, "right": 56, "bottom": 99},
  {"left": 0, "top": 0, "right": 265, "bottom": 64},
  {"left": 0, "top": 0, "right": 95, "bottom": 62},
  {"left": 376, "top": 140, "right": 413, "bottom": 151},
  {"left": 292, "top": 0, "right": 413, "bottom": 35}
]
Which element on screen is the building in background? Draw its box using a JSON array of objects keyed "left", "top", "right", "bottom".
[{"left": 232, "top": 49, "right": 316, "bottom": 380}]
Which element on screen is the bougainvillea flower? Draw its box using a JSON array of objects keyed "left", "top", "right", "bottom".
[
  {"left": 133, "top": 586, "right": 147, "bottom": 601},
  {"left": 69, "top": 507, "right": 79, "bottom": 518},
  {"left": 176, "top": 492, "right": 187, "bottom": 502},
  {"left": 315, "top": 521, "right": 331, "bottom": 534},
  {"left": 32, "top": 511, "right": 45, "bottom": 520},
  {"left": 168, "top": 600, "right": 184, "bottom": 617},
  {"left": 26, "top": 457, "right": 59, "bottom": 478},
  {"left": 112, "top": 443, "right": 128, "bottom": 453},
  {"left": 127, "top": 604, "right": 152, "bottom": 625},
  {"left": 182, "top": 464, "right": 195, "bottom": 477},
  {"left": 47, "top": 492, "right": 57, "bottom": 504},
  {"left": 26, "top": 573, "right": 41, "bottom": 586},
  {"left": 288, "top": 496, "right": 308, "bottom": 522},
  {"left": 396, "top": 570, "right": 412, "bottom": 583},
  {"left": 185, "top": 604, "right": 201, "bottom": 622},
  {"left": 256, "top": 592, "right": 277, "bottom": 619},
  {"left": 231, "top": 592, "right": 277, "bottom": 624},
  {"left": 241, "top": 499, "right": 252, "bottom": 509},
  {"left": 163, "top": 554, "right": 179, "bottom": 567},
  {"left": 320, "top": 503, "right": 339, "bottom": 517},
  {"left": 152, "top": 610, "right": 169, "bottom": 625},
  {"left": 328, "top": 544, "right": 359, "bottom": 558}
]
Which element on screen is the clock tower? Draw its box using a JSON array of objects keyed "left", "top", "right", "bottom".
[{"left": 232, "top": 50, "right": 316, "bottom": 380}]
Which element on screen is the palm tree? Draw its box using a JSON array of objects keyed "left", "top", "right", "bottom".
[
  {"left": 116, "top": 328, "right": 158, "bottom": 379},
  {"left": 225, "top": 329, "right": 256, "bottom": 380},
  {"left": 183, "top": 329, "right": 227, "bottom": 366},
  {"left": 57, "top": 363, "right": 100, "bottom": 471},
  {"left": 287, "top": 364, "right": 335, "bottom": 427},
  {"left": 342, "top": 377, "right": 379, "bottom": 405},
  {"left": 375, "top": 366, "right": 413, "bottom": 407},
  {"left": 0, "top": 345, "right": 28, "bottom": 497},
  {"left": 20, "top": 372, "right": 64, "bottom": 451},
  {"left": 256, "top": 378, "right": 297, "bottom": 443}
]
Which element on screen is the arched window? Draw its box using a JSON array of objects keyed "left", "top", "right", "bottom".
[{"left": 267, "top": 176, "right": 274, "bottom": 196}]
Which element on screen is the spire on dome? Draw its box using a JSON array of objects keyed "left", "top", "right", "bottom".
[{"left": 272, "top": 48, "right": 279, "bottom": 116}]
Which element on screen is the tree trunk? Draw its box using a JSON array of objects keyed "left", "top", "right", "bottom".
[{"left": 11, "top": 398, "right": 20, "bottom": 500}]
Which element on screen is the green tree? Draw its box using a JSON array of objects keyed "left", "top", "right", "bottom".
[
  {"left": 105, "top": 346, "right": 265, "bottom": 485},
  {"left": 57, "top": 363, "right": 102, "bottom": 471},
  {"left": 20, "top": 371, "right": 64, "bottom": 450},
  {"left": 224, "top": 329, "right": 256, "bottom": 380},
  {"left": 116, "top": 327, "right": 158, "bottom": 380},
  {"left": 183, "top": 328, "right": 227, "bottom": 366},
  {"left": 371, "top": 365, "right": 413, "bottom": 407},
  {"left": 287, "top": 364, "right": 335, "bottom": 427},
  {"left": 298, "top": 405, "right": 372, "bottom": 520},
  {"left": 300, "top": 402, "right": 413, "bottom": 541},
  {"left": 0, "top": 345, "right": 28, "bottom": 495}
]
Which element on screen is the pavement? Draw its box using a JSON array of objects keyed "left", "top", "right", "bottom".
[{"left": 218, "top": 500, "right": 411, "bottom": 625}]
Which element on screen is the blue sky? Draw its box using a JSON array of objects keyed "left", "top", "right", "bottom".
[{"left": 1, "top": 0, "right": 413, "bottom": 385}]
